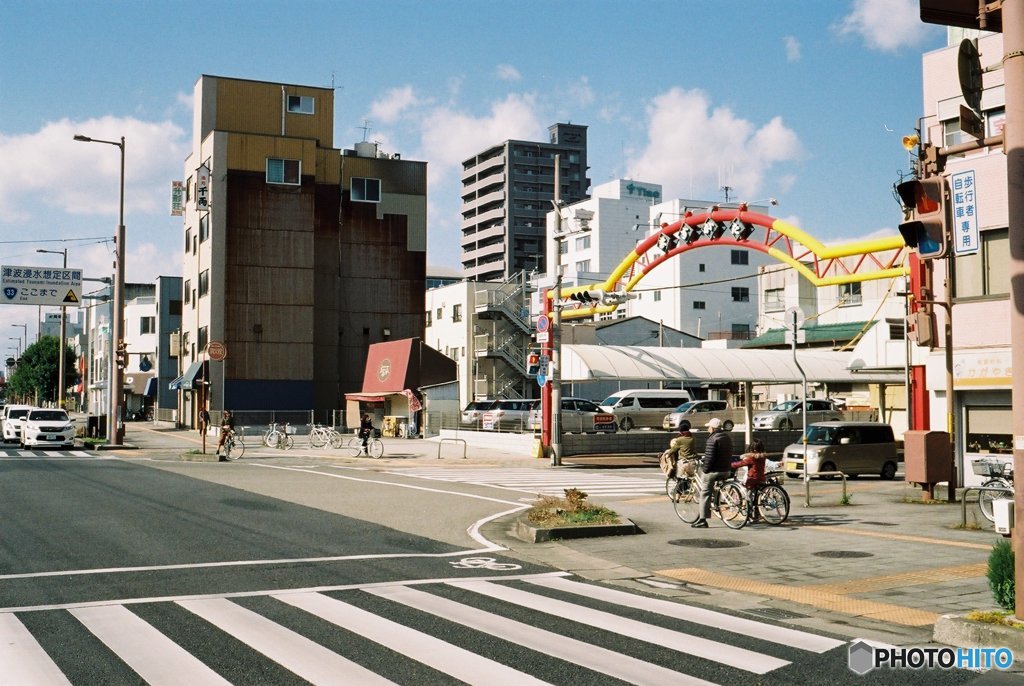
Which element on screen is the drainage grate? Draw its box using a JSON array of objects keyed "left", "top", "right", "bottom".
[
  {"left": 813, "top": 550, "right": 874, "bottom": 558},
  {"left": 668, "top": 538, "right": 749, "bottom": 549},
  {"left": 741, "top": 607, "right": 810, "bottom": 621}
]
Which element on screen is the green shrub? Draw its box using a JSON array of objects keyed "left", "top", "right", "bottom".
[{"left": 988, "top": 539, "right": 1015, "bottom": 611}]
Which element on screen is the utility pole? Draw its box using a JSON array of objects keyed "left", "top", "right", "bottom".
[{"left": 550, "top": 155, "right": 563, "bottom": 466}]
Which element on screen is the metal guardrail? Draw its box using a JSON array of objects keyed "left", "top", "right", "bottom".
[
  {"left": 959, "top": 485, "right": 1013, "bottom": 528},
  {"left": 438, "top": 438, "right": 467, "bottom": 460}
]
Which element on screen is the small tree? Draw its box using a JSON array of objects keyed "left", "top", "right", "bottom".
[
  {"left": 6, "top": 336, "right": 77, "bottom": 405},
  {"left": 988, "top": 539, "right": 1015, "bottom": 611}
]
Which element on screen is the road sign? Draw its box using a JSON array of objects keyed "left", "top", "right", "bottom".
[
  {"left": 536, "top": 373, "right": 547, "bottom": 387},
  {"left": 536, "top": 315, "right": 550, "bottom": 333},
  {"left": 1, "top": 264, "right": 82, "bottom": 307},
  {"left": 536, "top": 331, "right": 549, "bottom": 343},
  {"left": 950, "top": 169, "right": 980, "bottom": 256},
  {"left": 207, "top": 341, "right": 227, "bottom": 361}
]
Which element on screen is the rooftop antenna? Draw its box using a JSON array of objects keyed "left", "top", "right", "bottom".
[
  {"left": 358, "top": 120, "right": 372, "bottom": 142},
  {"left": 720, "top": 185, "right": 733, "bottom": 203}
]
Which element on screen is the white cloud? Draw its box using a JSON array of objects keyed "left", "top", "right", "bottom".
[
  {"left": 419, "top": 93, "right": 542, "bottom": 170},
  {"left": 784, "top": 35, "right": 801, "bottom": 62},
  {"left": 495, "top": 64, "right": 521, "bottom": 81},
  {"left": 0, "top": 116, "right": 188, "bottom": 223},
  {"left": 626, "top": 87, "right": 804, "bottom": 201},
  {"left": 568, "top": 76, "right": 595, "bottom": 108},
  {"left": 834, "top": 0, "right": 931, "bottom": 53},
  {"left": 368, "top": 86, "right": 420, "bottom": 124}
]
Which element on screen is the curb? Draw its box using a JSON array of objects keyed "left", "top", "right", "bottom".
[
  {"left": 512, "top": 517, "right": 640, "bottom": 543},
  {"left": 934, "top": 614, "right": 1024, "bottom": 662}
]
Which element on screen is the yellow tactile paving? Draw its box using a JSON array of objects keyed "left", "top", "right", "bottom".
[
  {"left": 806, "top": 563, "right": 988, "bottom": 594},
  {"left": 805, "top": 526, "right": 992, "bottom": 550},
  {"left": 655, "top": 568, "right": 940, "bottom": 627}
]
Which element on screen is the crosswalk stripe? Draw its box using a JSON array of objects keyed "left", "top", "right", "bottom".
[
  {"left": 176, "top": 597, "right": 393, "bottom": 685},
  {"left": 365, "top": 584, "right": 718, "bottom": 686},
  {"left": 525, "top": 576, "right": 844, "bottom": 653},
  {"left": 68, "top": 604, "right": 231, "bottom": 686},
  {"left": 386, "top": 467, "right": 664, "bottom": 495},
  {"left": 0, "top": 613, "right": 72, "bottom": 686},
  {"left": 276, "top": 591, "right": 552, "bottom": 686},
  {"left": 449, "top": 579, "right": 788, "bottom": 674}
]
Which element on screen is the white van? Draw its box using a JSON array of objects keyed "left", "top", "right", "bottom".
[{"left": 599, "top": 389, "right": 692, "bottom": 431}]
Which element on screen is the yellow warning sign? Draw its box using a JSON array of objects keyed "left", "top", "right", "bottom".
[{"left": 63, "top": 290, "right": 79, "bottom": 303}]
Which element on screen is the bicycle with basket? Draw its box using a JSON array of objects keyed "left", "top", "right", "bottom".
[{"left": 972, "top": 457, "right": 1013, "bottom": 523}]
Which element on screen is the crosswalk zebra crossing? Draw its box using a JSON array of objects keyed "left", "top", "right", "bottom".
[
  {"left": 0, "top": 449, "right": 111, "bottom": 460},
  {"left": 1, "top": 573, "right": 846, "bottom": 685},
  {"left": 380, "top": 467, "right": 665, "bottom": 498}
]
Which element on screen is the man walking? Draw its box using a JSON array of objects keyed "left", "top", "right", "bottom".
[{"left": 692, "top": 417, "right": 734, "bottom": 528}]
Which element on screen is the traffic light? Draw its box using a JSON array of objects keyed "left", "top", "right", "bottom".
[
  {"left": 896, "top": 177, "right": 949, "bottom": 260},
  {"left": 527, "top": 352, "right": 540, "bottom": 375},
  {"left": 568, "top": 289, "right": 602, "bottom": 304},
  {"left": 115, "top": 340, "right": 128, "bottom": 370}
]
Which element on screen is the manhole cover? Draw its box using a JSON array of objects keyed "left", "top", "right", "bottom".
[
  {"left": 668, "top": 538, "right": 749, "bottom": 549},
  {"left": 813, "top": 550, "right": 874, "bottom": 558}
]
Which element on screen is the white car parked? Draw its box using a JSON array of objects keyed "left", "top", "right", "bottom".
[
  {"left": 20, "top": 408, "right": 76, "bottom": 448},
  {"left": 2, "top": 404, "right": 34, "bottom": 443}
]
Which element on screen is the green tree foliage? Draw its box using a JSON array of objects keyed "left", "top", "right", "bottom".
[
  {"left": 988, "top": 538, "right": 1016, "bottom": 611},
  {"left": 6, "top": 336, "right": 77, "bottom": 405}
]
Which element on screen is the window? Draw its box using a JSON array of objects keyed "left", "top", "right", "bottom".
[
  {"left": 731, "top": 323, "right": 751, "bottom": 339},
  {"left": 198, "top": 215, "right": 209, "bottom": 243},
  {"left": 653, "top": 291, "right": 662, "bottom": 302},
  {"left": 267, "top": 158, "right": 301, "bottom": 185},
  {"left": 943, "top": 119, "right": 966, "bottom": 148},
  {"left": 453, "top": 304, "right": 462, "bottom": 322},
  {"left": 699, "top": 264, "right": 705, "bottom": 272},
  {"left": 286, "top": 95, "right": 314, "bottom": 114},
  {"left": 839, "top": 282, "right": 862, "bottom": 305},
  {"left": 169, "top": 299, "right": 182, "bottom": 316},
  {"left": 425, "top": 310, "right": 432, "bottom": 327},
  {"left": 575, "top": 260, "right": 590, "bottom": 272},
  {"left": 558, "top": 239, "right": 568, "bottom": 255},
  {"left": 140, "top": 317, "right": 155, "bottom": 335},
  {"left": 351, "top": 177, "right": 381, "bottom": 202},
  {"left": 185, "top": 228, "right": 192, "bottom": 254},
  {"left": 956, "top": 228, "right": 1009, "bottom": 299},
  {"left": 765, "top": 288, "right": 784, "bottom": 311},
  {"left": 198, "top": 269, "right": 209, "bottom": 298},
  {"left": 197, "top": 326, "right": 208, "bottom": 353},
  {"left": 730, "top": 250, "right": 748, "bottom": 265},
  {"left": 693, "top": 301, "right": 706, "bottom": 310},
  {"left": 575, "top": 235, "right": 591, "bottom": 250},
  {"left": 183, "top": 280, "right": 191, "bottom": 304},
  {"left": 731, "top": 287, "right": 750, "bottom": 302},
  {"left": 436, "top": 307, "right": 443, "bottom": 320}
]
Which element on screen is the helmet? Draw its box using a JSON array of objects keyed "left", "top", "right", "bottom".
[{"left": 676, "top": 419, "right": 691, "bottom": 432}]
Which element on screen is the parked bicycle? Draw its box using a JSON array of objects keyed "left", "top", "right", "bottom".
[
  {"left": 743, "top": 472, "right": 791, "bottom": 525},
  {"left": 346, "top": 428, "right": 384, "bottom": 458},
  {"left": 264, "top": 422, "right": 294, "bottom": 450},
  {"left": 974, "top": 458, "right": 1013, "bottom": 523},
  {"left": 221, "top": 429, "right": 246, "bottom": 461},
  {"left": 671, "top": 459, "right": 747, "bottom": 529},
  {"left": 309, "top": 423, "right": 345, "bottom": 449}
]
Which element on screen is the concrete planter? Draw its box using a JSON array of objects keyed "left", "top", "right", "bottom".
[{"left": 512, "top": 516, "right": 639, "bottom": 543}]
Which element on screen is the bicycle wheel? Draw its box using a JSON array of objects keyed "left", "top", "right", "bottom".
[
  {"left": 717, "top": 481, "right": 749, "bottom": 529},
  {"left": 263, "top": 428, "right": 276, "bottom": 447},
  {"left": 672, "top": 477, "right": 701, "bottom": 523},
  {"left": 979, "top": 479, "right": 1012, "bottom": 523},
  {"left": 665, "top": 475, "right": 678, "bottom": 498},
  {"left": 345, "top": 436, "right": 363, "bottom": 456},
  {"left": 309, "top": 428, "right": 327, "bottom": 448},
  {"left": 329, "top": 431, "right": 345, "bottom": 449},
  {"left": 757, "top": 485, "right": 790, "bottom": 525},
  {"left": 282, "top": 434, "right": 294, "bottom": 450},
  {"left": 224, "top": 436, "right": 244, "bottom": 461},
  {"left": 368, "top": 438, "right": 384, "bottom": 459}
]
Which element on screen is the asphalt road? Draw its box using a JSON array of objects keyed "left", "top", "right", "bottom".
[{"left": 0, "top": 445, "right": 998, "bottom": 685}]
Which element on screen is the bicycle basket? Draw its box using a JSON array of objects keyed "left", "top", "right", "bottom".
[{"left": 972, "top": 458, "right": 1008, "bottom": 478}]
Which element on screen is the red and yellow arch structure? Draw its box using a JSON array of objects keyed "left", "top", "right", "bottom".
[{"left": 546, "top": 205, "right": 909, "bottom": 320}]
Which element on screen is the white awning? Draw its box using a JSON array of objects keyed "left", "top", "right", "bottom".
[{"left": 561, "top": 345, "right": 904, "bottom": 385}]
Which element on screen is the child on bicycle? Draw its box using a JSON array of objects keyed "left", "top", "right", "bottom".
[
  {"left": 731, "top": 439, "right": 769, "bottom": 521},
  {"left": 216, "top": 410, "right": 235, "bottom": 461}
]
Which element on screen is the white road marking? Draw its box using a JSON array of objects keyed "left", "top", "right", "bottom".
[{"left": 0, "top": 612, "right": 72, "bottom": 686}]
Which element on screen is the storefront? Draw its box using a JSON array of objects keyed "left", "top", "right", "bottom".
[
  {"left": 947, "top": 348, "right": 1012, "bottom": 487},
  {"left": 346, "top": 338, "right": 456, "bottom": 438}
]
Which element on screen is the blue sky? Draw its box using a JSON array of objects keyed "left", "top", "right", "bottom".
[{"left": 0, "top": 0, "right": 946, "bottom": 343}]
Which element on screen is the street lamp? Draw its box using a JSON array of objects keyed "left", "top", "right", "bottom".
[
  {"left": 8, "top": 337, "right": 21, "bottom": 357},
  {"left": 11, "top": 323, "right": 27, "bottom": 352},
  {"left": 74, "top": 133, "right": 126, "bottom": 445},
  {"left": 37, "top": 248, "right": 68, "bottom": 407}
]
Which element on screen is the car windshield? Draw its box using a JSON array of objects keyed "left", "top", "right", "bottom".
[
  {"left": 464, "top": 402, "right": 493, "bottom": 411},
  {"left": 673, "top": 401, "right": 695, "bottom": 412},
  {"left": 599, "top": 396, "right": 621, "bottom": 406},
  {"left": 769, "top": 400, "right": 800, "bottom": 412},
  {"left": 29, "top": 411, "right": 69, "bottom": 422},
  {"left": 8, "top": 409, "right": 30, "bottom": 419},
  {"left": 805, "top": 425, "right": 837, "bottom": 445}
]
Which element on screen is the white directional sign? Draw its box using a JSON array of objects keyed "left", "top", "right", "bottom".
[
  {"left": 1, "top": 264, "right": 82, "bottom": 307},
  {"left": 950, "top": 169, "right": 979, "bottom": 256}
]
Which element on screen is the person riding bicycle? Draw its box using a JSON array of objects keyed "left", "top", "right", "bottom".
[
  {"left": 692, "top": 417, "right": 733, "bottom": 529},
  {"left": 358, "top": 413, "right": 375, "bottom": 454},
  {"left": 731, "top": 439, "right": 768, "bottom": 491},
  {"left": 216, "top": 410, "right": 236, "bottom": 461},
  {"left": 662, "top": 420, "right": 698, "bottom": 492}
]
